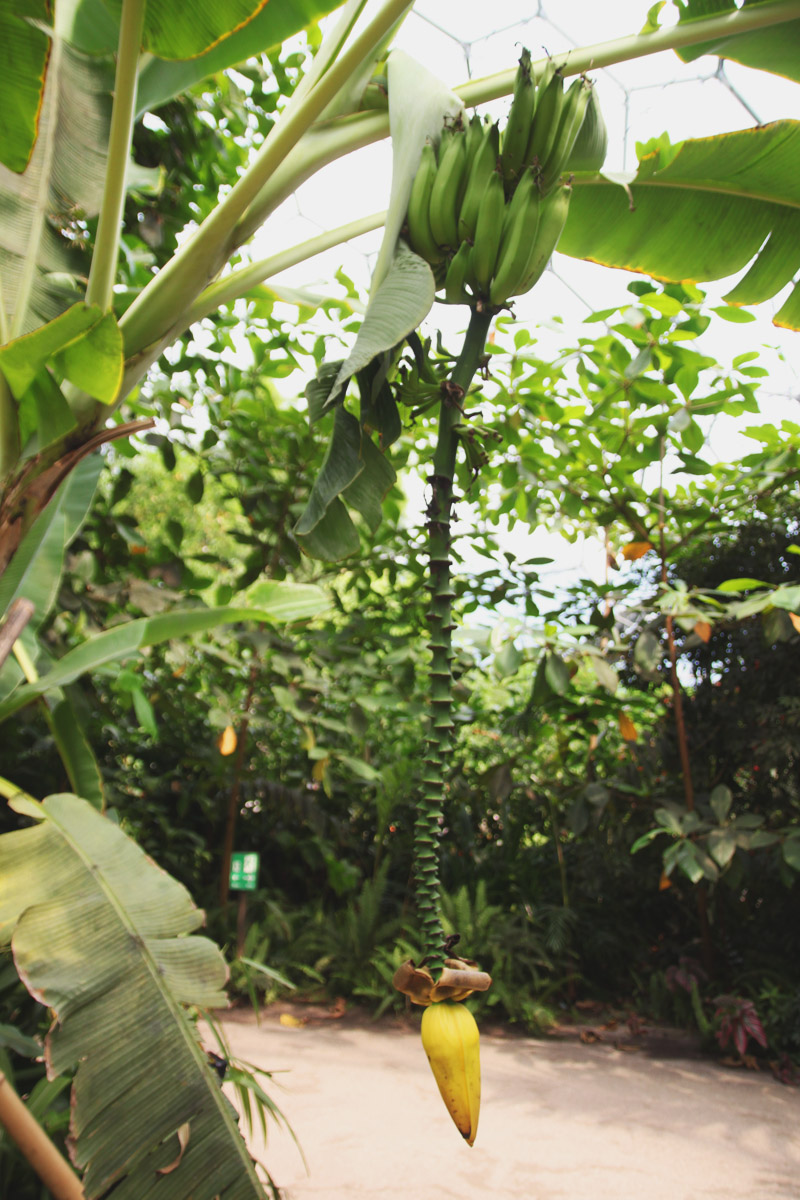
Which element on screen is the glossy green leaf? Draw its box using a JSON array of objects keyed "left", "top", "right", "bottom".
[
  {"left": 331, "top": 242, "right": 436, "bottom": 399},
  {"left": 0, "top": 0, "right": 49, "bottom": 173},
  {"left": 0, "top": 793, "right": 265, "bottom": 1199},
  {"left": 562, "top": 123, "right": 800, "bottom": 330},
  {"left": 296, "top": 497, "right": 360, "bottom": 560},
  {"left": 674, "top": 0, "right": 800, "bottom": 83},
  {"left": 634, "top": 630, "right": 663, "bottom": 673},
  {"left": 134, "top": 0, "right": 345, "bottom": 114},
  {"left": 0, "top": 303, "right": 107, "bottom": 398},
  {"left": 495, "top": 640, "right": 523, "bottom": 678},
  {"left": 708, "top": 827, "right": 737, "bottom": 867},
  {"left": 50, "top": 691, "right": 106, "bottom": 809},
  {"left": 709, "top": 783, "right": 733, "bottom": 823},
  {"left": 590, "top": 655, "right": 618, "bottom": 693},
  {"left": 243, "top": 579, "right": 331, "bottom": 621},
  {"left": 17, "top": 371, "right": 77, "bottom": 452},
  {"left": 51, "top": 309, "right": 123, "bottom": 403},
  {"left": 544, "top": 651, "right": 570, "bottom": 695},
  {"left": 341, "top": 431, "right": 396, "bottom": 533},
  {"left": 295, "top": 406, "right": 364, "bottom": 535},
  {"left": 0, "top": 453, "right": 103, "bottom": 630}
]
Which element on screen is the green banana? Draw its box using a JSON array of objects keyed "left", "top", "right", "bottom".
[
  {"left": 500, "top": 47, "right": 536, "bottom": 187},
  {"left": 525, "top": 63, "right": 564, "bottom": 176},
  {"left": 429, "top": 130, "right": 467, "bottom": 251},
  {"left": 469, "top": 170, "right": 506, "bottom": 296},
  {"left": 540, "top": 76, "right": 592, "bottom": 192},
  {"left": 457, "top": 121, "right": 499, "bottom": 244},
  {"left": 406, "top": 141, "right": 445, "bottom": 264},
  {"left": 565, "top": 84, "right": 608, "bottom": 173},
  {"left": 420, "top": 1000, "right": 481, "bottom": 1146},
  {"left": 516, "top": 181, "right": 572, "bottom": 295},
  {"left": 463, "top": 113, "right": 484, "bottom": 172},
  {"left": 489, "top": 169, "right": 542, "bottom": 305},
  {"left": 443, "top": 241, "right": 475, "bottom": 305}
]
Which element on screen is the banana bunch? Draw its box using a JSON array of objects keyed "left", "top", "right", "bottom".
[
  {"left": 404, "top": 48, "right": 597, "bottom": 308},
  {"left": 420, "top": 1000, "right": 481, "bottom": 1146}
]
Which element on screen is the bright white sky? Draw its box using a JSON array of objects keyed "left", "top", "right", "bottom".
[{"left": 248, "top": 1, "right": 800, "bottom": 593}]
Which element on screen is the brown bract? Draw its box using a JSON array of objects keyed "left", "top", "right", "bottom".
[{"left": 392, "top": 957, "right": 493, "bottom": 1005}]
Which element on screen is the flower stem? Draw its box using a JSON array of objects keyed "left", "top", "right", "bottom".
[{"left": 416, "top": 306, "right": 493, "bottom": 975}]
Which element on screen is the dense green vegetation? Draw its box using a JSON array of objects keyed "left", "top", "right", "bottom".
[{"left": 2, "top": 0, "right": 800, "bottom": 1195}]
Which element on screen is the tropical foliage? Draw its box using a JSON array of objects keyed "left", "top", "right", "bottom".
[{"left": 1, "top": 0, "right": 800, "bottom": 1195}]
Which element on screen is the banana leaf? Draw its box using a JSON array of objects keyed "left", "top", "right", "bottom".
[
  {"left": 0, "top": 39, "right": 113, "bottom": 335},
  {"left": 0, "top": 792, "right": 266, "bottom": 1199},
  {"left": 0, "top": 586, "right": 329, "bottom": 722},
  {"left": 0, "top": 1, "right": 50, "bottom": 173},
  {"left": 561, "top": 121, "right": 800, "bottom": 329},
  {"left": 674, "top": 0, "right": 800, "bottom": 83}
]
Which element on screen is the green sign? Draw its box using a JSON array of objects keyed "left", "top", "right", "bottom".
[{"left": 229, "top": 851, "right": 260, "bottom": 891}]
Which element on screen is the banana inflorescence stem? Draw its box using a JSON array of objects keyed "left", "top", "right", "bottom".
[{"left": 416, "top": 307, "right": 494, "bottom": 976}]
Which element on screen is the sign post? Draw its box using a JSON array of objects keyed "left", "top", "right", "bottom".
[{"left": 229, "top": 852, "right": 260, "bottom": 955}]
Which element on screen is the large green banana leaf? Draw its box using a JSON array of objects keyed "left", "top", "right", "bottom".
[
  {"left": 560, "top": 120, "right": 800, "bottom": 329},
  {"left": 0, "top": 791, "right": 266, "bottom": 1200},
  {"left": 0, "top": 39, "right": 113, "bottom": 334},
  {"left": 0, "top": 1, "right": 50, "bottom": 173},
  {"left": 0, "top": 585, "right": 329, "bottom": 721},
  {"left": 674, "top": 0, "right": 800, "bottom": 83}
]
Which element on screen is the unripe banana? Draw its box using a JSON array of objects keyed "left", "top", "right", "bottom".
[
  {"left": 501, "top": 47, "right": 536, "bottom": 186},
  {"left": 420, "top": 1000, "right": 481, "bottom": 1146},
  {"left": 489, "top": 169, "right": 541, "bottom": 305},
  {"left": 470, "top": 170, "right": 506, "bottom": 295},
  {"left": 565, "top": 84, "right": 608, "bottom": 173},
  {"left": 525, "top": 64, "right": 564, "bottom": 175},
  {"left": 443, "top": 240, "right": 474, "bottom": 304},
  {"left": 463, "top": 113, "right": 485, "bottom": 172},
  {"left": 405, "top": 142, "right": 445, "bottom": 264},
  {"left": 457, "top": 121, "right": 499, "bottom": 244},
  {"left": 516, "top": 181, "right": 572, "bottom": 295},
  {"left": 540, "top": 76, "right": 592, "bottom": 192},
  {"left": 429, "top": 130, "right": 467, "bottom": 251},
  {"left": 443, "top": 240, "right": 474, "bottom": 305}
]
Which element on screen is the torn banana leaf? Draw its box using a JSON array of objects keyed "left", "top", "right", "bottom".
[{"left": 0, "top": 792, "right": 267, "bottom": 1200}]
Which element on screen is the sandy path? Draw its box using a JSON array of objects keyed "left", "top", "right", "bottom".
[{"left": 220, "top": 1010, "right": 800, "bottom": 1200}]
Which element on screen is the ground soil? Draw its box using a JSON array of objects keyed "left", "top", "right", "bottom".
[{"left": 218, "top": 1001, "right": 800, "bottom": 1200}]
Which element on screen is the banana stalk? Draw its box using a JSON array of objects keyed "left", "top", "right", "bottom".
[{"left": 415, "top": 307, "right": 493, "bottom": 975}]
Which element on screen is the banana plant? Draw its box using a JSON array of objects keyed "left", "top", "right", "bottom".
[
  {"left": 2, "top": 0, "right": 800, "bottom": 587},
  {"left": 1, "top": 0, "right": 800, "bottom": 1184}
]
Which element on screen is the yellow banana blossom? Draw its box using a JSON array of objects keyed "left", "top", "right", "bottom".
[{"left": 420, "top": 1000, "right": 481, "bottom": 1146}]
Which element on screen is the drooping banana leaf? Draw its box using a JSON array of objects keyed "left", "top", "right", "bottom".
[
  {"left": 0, "top": 791, "right": 266, "bottom": 1200},
  {"left": 0, "top": 38, "right": 112, "bottom": 335},
  {"left": 0, "top": 1, "right": 50, "bottom": 173},
  {"left": 673, "top": 0, "right": 800, "bottom": 83},
  {"left": 561, "top": 121, "right": 800, "bottom": 329},
  {"left": 63, "top": 0, "right": 346, "bottom": 115}
]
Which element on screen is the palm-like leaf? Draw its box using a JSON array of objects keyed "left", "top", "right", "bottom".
[
  {"left": 561, "top": 121, "right": 800, "bottom": 329},
  {"left": 0, "top": 792, "right": 266, "bottom": 1200}
]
